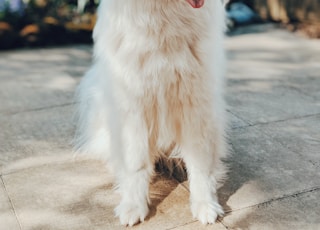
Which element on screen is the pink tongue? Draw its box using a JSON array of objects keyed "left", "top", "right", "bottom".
[{"left": 186, "top": 0, "right": 205, "bottom": 8}]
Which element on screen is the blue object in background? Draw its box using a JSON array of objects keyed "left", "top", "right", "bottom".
[{"left": 227, "top": 2, "right": 257, "bottom": 24}]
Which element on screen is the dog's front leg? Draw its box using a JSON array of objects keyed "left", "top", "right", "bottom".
[
  {"left": 114, "top": 109, "right": 152, "bottom": 226},
  {"left": 182, "top": 127, "right": 225, "bottom": 224}
]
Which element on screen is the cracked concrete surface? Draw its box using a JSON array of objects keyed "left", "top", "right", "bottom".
[{"left": 0, "top": 25, "right": 320, "bottom": 229}]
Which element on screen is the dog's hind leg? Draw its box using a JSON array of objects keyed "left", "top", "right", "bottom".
[{"left": 114, "top": 108, "right": 152, "bottom": 226}]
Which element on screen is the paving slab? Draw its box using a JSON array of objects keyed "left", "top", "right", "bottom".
[
  {"left": 261, "top": 114, "right": 320, "bottom": 164},
  {"left": 222, "top": 189, "right": 320, "bottom": 230},
  {"left": 0, "top": 104, "right": 75, "bottom": 174},
  {"left": 226, "top": 28, "right": 320, "bottom": 125},
  {"left": 0, "top": 73, "right": 76, "bottom": 115},
  {"left": 219, "top": 124, "right": 320, "bottom": 212},
  {"left": 2, "top": 160, "right": 117, "bottom": 230},
  {"left": 0, "top": 46, "right": 91, "bottom": 115}
]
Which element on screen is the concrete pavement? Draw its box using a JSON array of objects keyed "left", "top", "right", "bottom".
[{"left": 0, "top": 25, "right": 319, "bottom": 229}]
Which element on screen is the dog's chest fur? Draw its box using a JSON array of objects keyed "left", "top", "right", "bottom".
[{"left": 94, "top": 0, "right": 218, "bottom": 151}]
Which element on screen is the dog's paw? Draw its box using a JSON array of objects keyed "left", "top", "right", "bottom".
[
  {"left": 191, "top": 200, "right": 224, "bottom": 225},
  {"left": 115, "top": 202, "right": 149, "bottom": 226}
]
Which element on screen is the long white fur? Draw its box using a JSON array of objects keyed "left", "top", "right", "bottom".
[{"left": 74, "top": 0, "right": 228, "bottom": 226}]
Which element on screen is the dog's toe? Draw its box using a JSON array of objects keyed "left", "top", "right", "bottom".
[
  {"left": 191, "top": 200, "right": 224, "bottom": 225},
  {"left": 115, "top": 202, "right": 149, "bottom": 226}
]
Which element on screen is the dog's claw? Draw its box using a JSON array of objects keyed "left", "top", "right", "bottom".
[
  {"left": 115, "top": 202, "right": 149, "bottom": 226},
  {"left": 191, "top": 200, "right": 224, "bottom": 224}
]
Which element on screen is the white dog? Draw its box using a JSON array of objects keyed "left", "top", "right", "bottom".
[{"left": 75, "top": 0, "right": 228, "bottom": 226}]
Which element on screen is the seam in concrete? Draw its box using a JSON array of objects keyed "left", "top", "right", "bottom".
[
  {"left": 219, "top": 220, "right": 231, "bottom": 230},
  {"left": 225, "top": 186, "right": 320, "bottom": 214},
  {"left": 227, "top": 109, "right": 253, "bottom": 127},
  {"left": 286, "top": 84, "right": 319, "bottom": 101},
  {"left": 167, "top": 220, "right": 229, "bottom": 230},
  {"left": 1, "top": 176, "right": 22, "bottom": 230},
  {"left": 166, "top": 221, "right": 197, "bottom": 230},
  {"left": 1, "top": 102, "right": 75, "bottom": 116},
  {"left": 179, "top": 181, "right": 189, "bottom": 192},
  {"left": 233, "top": 112, "right": 320, "bottom": 130}
]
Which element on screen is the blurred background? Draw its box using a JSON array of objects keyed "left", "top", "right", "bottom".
[{"left": 0, "top": 0, "right": 319, "bottom": 49}]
